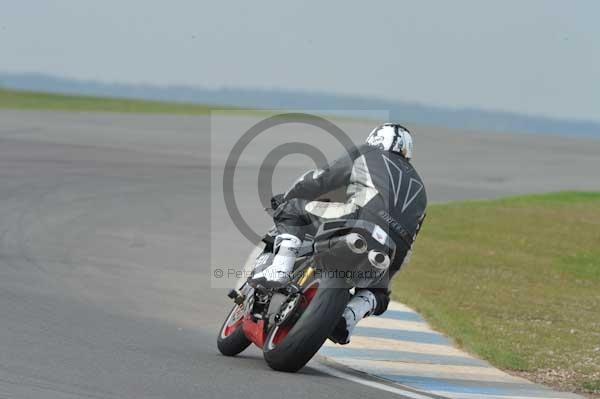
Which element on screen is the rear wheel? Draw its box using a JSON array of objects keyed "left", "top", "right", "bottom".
[
  {"left": 217, "top": 303, "right": 251, "bottom": 356},
  {"left": 263, "top": 277, "right": 350, "bottom": 372}
]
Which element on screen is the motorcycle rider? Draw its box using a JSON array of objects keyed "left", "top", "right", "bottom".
[{"left": 251, "top": 123, "right": 427, "bottom": 344}]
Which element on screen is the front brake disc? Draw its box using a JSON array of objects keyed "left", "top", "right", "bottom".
[{"left": 274, "top": 294, "right": 301, "bottom": 326}]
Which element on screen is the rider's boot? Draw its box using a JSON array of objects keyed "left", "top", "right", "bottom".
[
  {"left": 250, "top": 233, "right": 301, "bottom": 288},
  {"left": 329, "top": 290, "right": 377, "bottom": 344}
]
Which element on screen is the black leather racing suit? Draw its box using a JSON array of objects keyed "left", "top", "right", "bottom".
[{"left": 273, "top": 144, "right": 427, "bottom": 315}]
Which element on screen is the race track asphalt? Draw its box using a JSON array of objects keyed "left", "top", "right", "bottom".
[{"left": 1, "top": 110, "right": 599, "bottom": 399}]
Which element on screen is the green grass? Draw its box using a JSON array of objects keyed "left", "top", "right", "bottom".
[
  {"left": 392, "top": 192, "right": 600, "bottom": 395},
  {"left": 0, "top": 88, "right": 225, "bottom": 114},
  {"left": 0, "top": 88, "right": 370, "bottom": 124}
]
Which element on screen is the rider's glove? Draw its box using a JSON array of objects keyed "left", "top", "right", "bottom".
[{"left": 270, "top": 193, "right": 285, "bottom": 210}]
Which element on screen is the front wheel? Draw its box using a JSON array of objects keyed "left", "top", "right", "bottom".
[
  {"left": 263, "top": 277, "right": 350, "bottom": 372},
  {"left": 217, "top": 303, "right": 251, "bottom": 356}
]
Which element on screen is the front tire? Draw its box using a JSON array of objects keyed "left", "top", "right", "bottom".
[
  {"left": 263, "top": 277, "right": 350, "bottom": 372},
  {"left": 217, "top": 304, "right": 251, "bottom": 356}
]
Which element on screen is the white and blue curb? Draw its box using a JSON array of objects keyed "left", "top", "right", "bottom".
[{"left": 318, "top": 301, "right": 583, "bottom": 399}]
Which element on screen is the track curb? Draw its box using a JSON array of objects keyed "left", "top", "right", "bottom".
[{"left": 318, "top": 301, "right": 583, "bottom": 399}]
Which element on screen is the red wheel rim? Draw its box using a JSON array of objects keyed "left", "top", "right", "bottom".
[
  {"left": 221, "top": 305, "right": 244, "bottom": 338},
  {"left": 223, "top": 319, "right": 243, "bottom": 337},
  {"left": 268, "top": 281, "right": 320, "bottom": 347},
  {"left": 272, "top": 324, "right": 292, "bottom": 345}
]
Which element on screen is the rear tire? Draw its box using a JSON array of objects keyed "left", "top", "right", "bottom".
[
  {"left": 263, "top": 277, "right": 350, "bottom": 372},
  {"left": 217, "top": 304, "right": 251, "bottom": 356}
]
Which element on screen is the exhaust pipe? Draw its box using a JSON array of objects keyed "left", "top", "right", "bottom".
[
  {"left": 344, "top": 233, "right": 367, "bottom": 254},
  {"left": 368, "top": 250, "right": 390, "bottom": 270}
]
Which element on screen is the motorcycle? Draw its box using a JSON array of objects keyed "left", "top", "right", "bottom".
[{"left": 217, "top": 205, "right": 396, "bottom": 372}]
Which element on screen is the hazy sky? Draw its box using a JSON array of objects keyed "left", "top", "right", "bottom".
[{"left": 2, "top": 0, "right": 599, "bottom": 121}]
